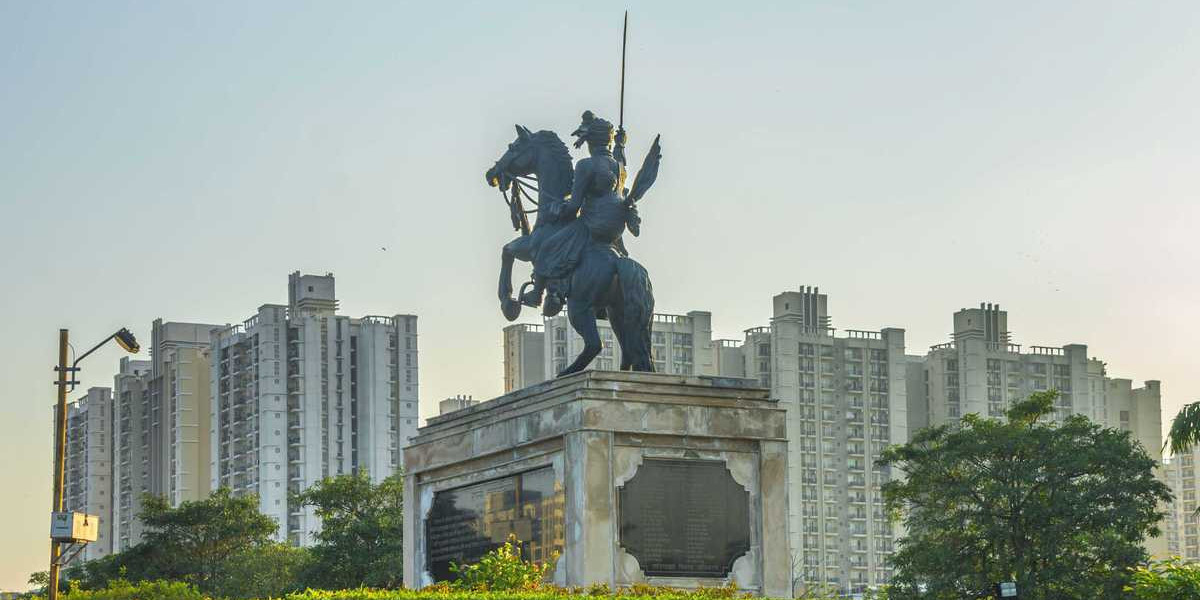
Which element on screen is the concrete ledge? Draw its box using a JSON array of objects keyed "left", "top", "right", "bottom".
[{"left": 407, "top": 371, "right": 781, "bottom": 475}]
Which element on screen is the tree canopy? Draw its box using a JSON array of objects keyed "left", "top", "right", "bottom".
[
  {"left": 59, "top": 488, "right": 305, "bottom": 598},
  {"left": 45, "top": 473, "right": 406, "bottom": 597},
  {"left": 1166, "top": 400, "right": 1200, "bottom": 456},
  {"left": 880, "top": 390, "right": 1171, "bottom": 600},
  {"left": 137, "top": 488, "right": 280, "bottom": 587},
  {"left": 293, "top": 469, "right": 406, "bottom": 589}
]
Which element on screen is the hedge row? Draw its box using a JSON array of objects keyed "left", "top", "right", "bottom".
[
  {"left": 288, "top": 585, "right": 754, "bottom": 600},
  {"left": 53, "top": 581, "right": 779, "bottom": 600}
]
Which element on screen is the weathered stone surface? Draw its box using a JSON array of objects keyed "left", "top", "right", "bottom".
[
  {"left": 759, "top": 440, "right": 792, "bottom": 598},
  {"left": 402, "top": 371, "right": 789, "bottom": 594}
]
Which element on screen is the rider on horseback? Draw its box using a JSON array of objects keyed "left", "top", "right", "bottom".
[{"left": 519, "top": 111, "right": 639, "bottom": 316}]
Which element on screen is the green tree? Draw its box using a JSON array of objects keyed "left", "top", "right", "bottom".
[
  {"left": 27, "top": 569, "right": 52, "bottom": 596},
  {"left": 1166, "top": 400, "right": 1200, "bottom": 456},
  {"left": 880, "top": 391, "right": 1171, "bottom": 600},
  {"left": 136, "top": 488, "right": 279, "bottom": 589},
  {"left": 293, "top": 469, "right": 405, "bottom": 589},
  {"left": 1127, "top": 557, "right": 1200, "bottom": 599},
  {"left": 206, "top": 542, "right": 311, "bottom": 599},
  {"left": 57, "top": 488, "right": 287, "bottom": 597}
]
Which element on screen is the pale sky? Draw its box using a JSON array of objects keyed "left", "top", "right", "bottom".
[{"left": 2, "top": 1, "right": 1199, "bottom": 589}]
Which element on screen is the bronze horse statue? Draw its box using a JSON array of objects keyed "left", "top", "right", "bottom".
[{"left": 485, "top": 123, "right": 658, "bottom": 375}]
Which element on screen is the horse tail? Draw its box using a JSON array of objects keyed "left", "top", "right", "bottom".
[{"left": 615, "top": 257, "right": 655, "bottom": 372}]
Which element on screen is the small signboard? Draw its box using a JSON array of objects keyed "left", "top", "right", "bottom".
[
  {"left": 50, "top": 512, "right": 98, "bottom": 543},
  {"left": 997, "top": 581, "right": 1018, "bottom": 598}
]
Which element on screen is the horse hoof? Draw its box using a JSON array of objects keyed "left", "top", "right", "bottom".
[
  {"left": 501, "top": 298, "right": 522, "bottom": 321},
  {"left": 542, "top": 295, "right": 564, "bottom": 317}
]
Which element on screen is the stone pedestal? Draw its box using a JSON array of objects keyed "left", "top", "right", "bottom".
[{"left": 403, "top": 371, "right": 791, "bottom": 597}]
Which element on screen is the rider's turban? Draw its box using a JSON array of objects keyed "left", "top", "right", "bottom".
[{"left": 572, "top": 110, "right": 614, "bottom": 149}]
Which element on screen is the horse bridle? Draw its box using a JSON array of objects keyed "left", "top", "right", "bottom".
[
  {"left": 493, "top": 144, "right": 551, "bottom": 302},
  {"left": 493, "top": 141, "right": 543, "bottom": 231}
]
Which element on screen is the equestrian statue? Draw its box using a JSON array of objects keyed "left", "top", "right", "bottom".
[{"left": 484, "top": 112, "right": 662, "bottom": 376}]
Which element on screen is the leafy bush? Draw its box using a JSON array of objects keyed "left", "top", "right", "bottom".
[
  {"left": 1127, "top": 557, "right": 1200, "bottom": 599},
  {"left": 59, "top": 579, "right": 205, "bottom": 600},
  {"left": 448, "top": 536, "right": 552, "bottom": 590}
]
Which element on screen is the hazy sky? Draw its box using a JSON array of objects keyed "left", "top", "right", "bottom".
[{"left": 3, "top": 1, "right": 1199, "bottom": 589}]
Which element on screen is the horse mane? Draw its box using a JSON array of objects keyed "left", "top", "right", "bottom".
[{"left": 531, "top": 130, "right": 573, "bottom": 196}]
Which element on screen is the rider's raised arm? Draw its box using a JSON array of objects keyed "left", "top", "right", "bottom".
[{"left": 614, "top": 128, "right": 627, "bottom": 166}]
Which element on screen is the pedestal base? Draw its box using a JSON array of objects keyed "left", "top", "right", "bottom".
[{"left": 403, "top": 371, "right": 791, "bottom": 597}]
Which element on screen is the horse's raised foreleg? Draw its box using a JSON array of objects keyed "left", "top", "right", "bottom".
[
  {"left": 499, "top": 237, "right": 532, "bottom": 321},
  {"left": 558, "top": 297, "right": 602, "bottom": 377}
]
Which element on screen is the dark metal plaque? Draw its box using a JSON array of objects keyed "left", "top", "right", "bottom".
[
  {"left": 425, "top": 468, "right": 564, "bottom": 581},
  {"left": 618, "top": 458, "right": 751, "bottom": 577}
]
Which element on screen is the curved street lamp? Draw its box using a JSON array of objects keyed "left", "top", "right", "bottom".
[{"left": 48, "top": 327, "right": 139, "bottom": 600}]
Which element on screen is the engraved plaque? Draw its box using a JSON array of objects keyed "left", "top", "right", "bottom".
[
  {"left": 425, "top": 468, "right": 564, "bottom": 581},
  {"left": 618, "top": 458, "right": 751, "bottom": 577}
]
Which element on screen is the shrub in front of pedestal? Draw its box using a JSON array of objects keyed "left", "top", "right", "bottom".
[
  {"left": 1126, "top": 557, "right": 1200, "bottom": 599},
  {"left": 447, "top": 536, "right": 553, "bottom": 591}
]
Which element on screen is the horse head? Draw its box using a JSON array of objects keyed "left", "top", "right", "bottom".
[{"left": 485, "top": 125, "right": 537, "bottom": 192}]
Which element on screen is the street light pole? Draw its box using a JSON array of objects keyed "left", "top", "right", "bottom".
[
  {"left": 48, "top": 329, "right": 69, "bottom": 600},
  {"left": 46, "top": 326, "right": 138, "bottom": 600}
]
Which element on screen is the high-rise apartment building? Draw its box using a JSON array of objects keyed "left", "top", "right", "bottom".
[
  {"left": 1105, "top": 378, "right": 1164, "bottom": 458},
  {"left": 713, "top": 338, "right": 748, "bottom": 378},
  {"left": 111, "top": 320, "right": 218, "bottom": 551},
  {"left": 742, "top": 326, "right": 774, "bottom": 389},
  {"left": 920, "top": 304, "right": 1093, "bottom": 425},
  {"left": 210, "top": 272, "right": 419, "bottom": 545},
  {"left": 112, "top": 357, "right": 151, "bottom": 551},
  {"left": 151, "top": 320, "right": 217, "bottom": 506},
  {"left": 503, "top": 324, "right": 545, "bottom": 393},
  {"left": 915, "top": 303, "right": 1162, "bottom": 453},
  {"left": 750, "top": 287, "right": 908, "bottom": 595},
  {"left": 62, "top": 387, "right": 115, "bottom": 563},
  {"left": 1163, "top": 449, "right": 1200, "bottom": 562}
]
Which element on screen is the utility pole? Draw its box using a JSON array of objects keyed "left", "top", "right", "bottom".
[
  {"left": 44, "top": 326, "right": 138, "bottom": 598},
  {"left": 48, "top": 328, "right": 69, "bottom": 600}
]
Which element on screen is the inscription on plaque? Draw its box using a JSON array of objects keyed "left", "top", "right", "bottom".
[
  {"left": 425, "top": 468, "right": 564, "bottom": 581},
  {"left": 618, "top": 458, "right": 751, "bottom": 577}
]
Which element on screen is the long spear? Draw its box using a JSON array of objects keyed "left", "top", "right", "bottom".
[{"left": 619, "top": 10, "right": 628, "bottom": 132}]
